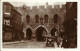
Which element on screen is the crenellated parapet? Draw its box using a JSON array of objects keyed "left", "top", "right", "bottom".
[
  {"left": 14, "top": 3, "right": 66, "bottom": 38},
  {"left": 21, "top": 4, "right": 66, "bottom": 11}
]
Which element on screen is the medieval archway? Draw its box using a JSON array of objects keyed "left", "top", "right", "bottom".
[
  {"left": 26, "top": 28, "right": 32, "bottom": 40},
  {"left": 35, "top": 27, "right": 47, "bottom": 41},
  {"left": 50, "top": 28, "right": 58, "bottom": 36}
]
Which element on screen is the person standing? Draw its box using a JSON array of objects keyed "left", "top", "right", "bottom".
[
  {"left": 55, "top": 31, "right": 58, "bottom": 42},
  {"left": 57, "top": 36, "right": 62, "bottom": 47}
]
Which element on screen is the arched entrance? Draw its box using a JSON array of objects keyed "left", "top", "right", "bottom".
[
  {"left": 35, "top": 27, "right": 47, "bottom": 41},
  {"left": 50, "top": 28, "right": 58, "bottom": 36},
  {"left": 26, "top": 28, "right": 32, "bottom": 40}
]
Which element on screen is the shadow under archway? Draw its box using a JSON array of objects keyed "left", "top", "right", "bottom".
[
  {"left": 26, "top": 28, "right": 32, "bottom": 40},
  {"left": 35, "top": 27, "right": 47, "bottom": 42},
  {"left": 50, "top": 28, "right": 58, "bottom": 36}
]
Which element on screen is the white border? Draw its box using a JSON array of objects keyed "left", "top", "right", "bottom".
[
  {"left": 0, "top": 1, "right": 2, "bottom": 51},
  {"left": 2, "top": 0, "right": 66, "bottom": 2},
  {"left": 1, "top": 0, "right": 79, "bottom": 51}
]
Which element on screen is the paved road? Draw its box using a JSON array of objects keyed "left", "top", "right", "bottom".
[{"left": 3, "top": 40, "right": 62, "bottom": 48}]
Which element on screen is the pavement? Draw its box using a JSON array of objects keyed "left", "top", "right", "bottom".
[
  {"left": 3, "top": 40, "right": 46, "bottom": 48},
  {"left": 3, "top": 40, "right": 63, "bottom": 48},
  {"left": 3, "top": 40, "right": 27, "bottom": 45}
]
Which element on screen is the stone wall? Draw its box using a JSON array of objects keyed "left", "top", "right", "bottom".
[{"left": 15, "top": 4, "right": 66, "bottom": 37}]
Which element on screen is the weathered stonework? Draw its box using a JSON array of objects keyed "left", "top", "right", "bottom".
[{"left": 15, "top": 4, "right": 66, "bottom": 39}]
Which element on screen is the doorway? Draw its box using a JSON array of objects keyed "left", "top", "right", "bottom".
[
  {"left": 26, "top": 28, "right": 32, "bottom": 40},
  {"left": 35, "top": 27, "right": 47, "bottom": 41}
]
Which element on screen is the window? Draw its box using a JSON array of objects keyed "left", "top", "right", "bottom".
[
  {"left": 26, "top": 15, "right": 30, "bottom": 23},
  {"left": 4, "top": 19, "right": 10, "bottom": 26},
  {"left": 54, "top": 14, "right": 58, "bottom": 23},
  {"left": 6, "top": 5, "right": 11, "bottom": 13},
  {"left": 35, "top": 15, "right": 39, "bottom": 23},
  {"left": 4, "top": 4, "right": 11, "bottom": 13},
  {"left": 44, "top": 14, "right": 48, "bottom": 23}
]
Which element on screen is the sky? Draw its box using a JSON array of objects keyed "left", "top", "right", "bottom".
[{"left": 10, "top": 2, "right": 66, "bottom": 7}]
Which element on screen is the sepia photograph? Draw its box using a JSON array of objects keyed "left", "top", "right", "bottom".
[{"left": 2, "top": 2, "right": 77, "bottom": 48}]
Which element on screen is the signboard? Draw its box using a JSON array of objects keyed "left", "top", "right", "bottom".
[{"left": 4, "top": 12, "right": 11, "bottom": 17}]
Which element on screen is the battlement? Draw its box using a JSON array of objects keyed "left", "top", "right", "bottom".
[
  {"left": 62, "top": 4, "right": 66, "bottom": 9},
  {"left": 21, "top": 4, "right": 66, "bottom": 11},
  {"left": 32, "top": 6, "right": 38, "bottom": 10},
  {"left": 46, "top": 5, "right": 52, "bottom": 9},
  {"left": 39, "top": 6, "right": 45, "bottom": 9},
  {"left": 26, "top": 6, "right": 31, "bottom": 10},
  {"left": 54, "top": 5, "right": 60, "bottom": 9}
]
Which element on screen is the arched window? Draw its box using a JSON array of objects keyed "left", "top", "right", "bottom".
[
  {"left": 54, "top": 14, "right": 58, "bottom": 23},
  {"left": 26, "top": 15, "right": 30, "bottom": 23},
  {"left": 44, "top": 14, "right": 48, "bottom": 23},
  {"left": 35, "top": 15, "right": 39, "bottom": 23}
]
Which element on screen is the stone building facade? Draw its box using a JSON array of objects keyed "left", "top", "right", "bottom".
[
  {"left": 15, "top": 3, "right": 66, "bottom": 41},
  {"left": 3, "top": 2, "right": 23, "bottom": 41},
  {"left": 63, "top": 2, "right": 77, "bottom": 48}
]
